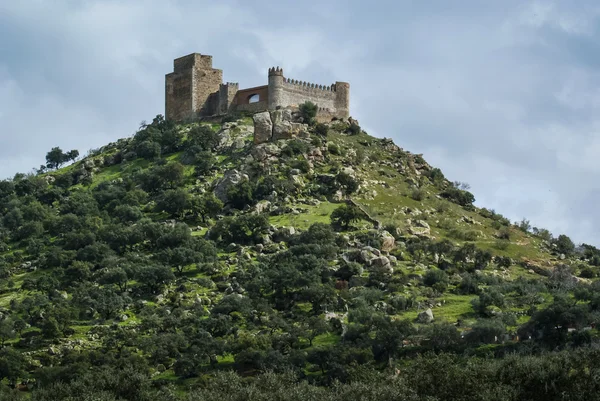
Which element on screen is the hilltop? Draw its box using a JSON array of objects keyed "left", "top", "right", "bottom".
[{"left": 0, "top": 107, "right": 599, "bottom": 400}]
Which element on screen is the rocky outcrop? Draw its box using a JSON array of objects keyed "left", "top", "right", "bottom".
[
  {"left": 253, "top": 112, "right": 273, "bottom": 144},
  {"left": 253, "top": 108, "right": 307, "bottom": 144}
]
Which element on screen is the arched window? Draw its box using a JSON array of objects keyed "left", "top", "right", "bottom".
[{"left": 248, "top": 94, "right": 260, "bottom": 103}]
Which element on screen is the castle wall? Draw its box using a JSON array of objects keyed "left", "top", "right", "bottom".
[
  {"left": 234, "top": 85, "right": 269, "bottom": 106},
  {"left": 280, "top": 78, "right": 337, "bottom": 111},
  {"left": 193, "top": 67, "right": 222, "bottom": 116},
  {"left": 234, "top": 101, "right": 269, "bottom": 113},
  {"left": 166, "top": 54, "right": 350, "bottom": 121},
  {"left": 174, "top": 53, "right": 213, "bottom": 72},
  {"left": 219, "top": 83, "right": 239, "bottom": 115},
  {"left": 165, "top": 69, "right": 194, "bottom": 121}
]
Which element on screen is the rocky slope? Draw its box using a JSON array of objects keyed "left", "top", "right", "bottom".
[{"left": 0, "top": 109, "right": 597, "bottom": 399}]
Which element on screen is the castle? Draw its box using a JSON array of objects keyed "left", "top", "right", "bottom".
[{"left": 165, "top": 53, "right": 350, "bottom": 122}]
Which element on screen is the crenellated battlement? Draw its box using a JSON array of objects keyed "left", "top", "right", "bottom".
[
  {"left": 166, "top": 53, "right": 349, "bottom": 121},
  {"left": 283, "top": 77, "right": 337, "bottom": 92},
  {"left": 268, "top": 67, "right": 284, "bottom": 76}
]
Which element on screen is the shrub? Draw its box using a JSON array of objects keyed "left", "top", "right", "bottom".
[
  {"left": 135, "top": 140, "right": 161, "bottom": 160},
  {"left": 580, "top": 267, "right": 596, "bottom": 278},
  {"left": 281, "top": 140, "right": 309, "bottom": 157},
  {"left": 311, "top": 137, "right": 322, "bottom": 147},
  {"left": 314, "top": 123, "right": 328, "bottom": 136},
  {"left": 423, "top": 269, "right": 449, "bottom": 287},
  {"left": 299, "top": 101, "right": 317, "bottom": 125},
  {"left": 330, "top": 204, "right": 363, "bottom": 229},
  {"left": 226, "top": 180, "right": 255, "bottom": 210},
  {"left": 497, "top": 227, "right": 511, "bottom": 240},
  {"left": 411, "top": 188, "right": 426, "bottom": 201},
  {"left": 327, "top": 143, "right": 341, "bottom": 155},
  {"left": 428, "top": 168, "right": 445, "bottom": 185},
  {"left": 494, "top": 239, "right": 510, "bottom": 250},
  {"left": 440, "top": 187, "right": 475, "bottom": 207},
  {"left": 553, "top": 234, "right": 575, "bottom": 256},
  {"left": 291, "top": 159, "right": 310, "bottom": 173},
  {"left": 346, "top": 122, "right": 361, "bottom": 135}
]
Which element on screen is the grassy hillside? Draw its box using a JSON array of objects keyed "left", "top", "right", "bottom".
[{"left": 0, "top": 111, "right": 599, "bottom": 400}]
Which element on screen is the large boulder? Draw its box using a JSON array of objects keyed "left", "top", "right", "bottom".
[
  {"left": 417, "top": 308, "right": 434, "bottom": 324},
  {"left": 253, "top": 112, "right": 273, "bottom": 144},
  {"left": 214, "top": 169, "right": 248, "bottom": 202},
  {"left": 275, "top": 122, "right": 305, "bottom": 141},
  {"left": 408, "top": 220, "right": 431, "bottom": 238},
  {"left": 379, "top": 230, "right": 396, "bottom": 252},
  {"left": 270, "top": 109, "right": 305, "bottom": 140}
]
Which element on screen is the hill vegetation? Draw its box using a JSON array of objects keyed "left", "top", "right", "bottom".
[{"left": 0, "top": 109, "right": 599, "bottom": 400}]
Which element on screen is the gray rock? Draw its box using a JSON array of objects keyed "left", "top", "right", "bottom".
[
  {"left": 253, "top": 111, "right": 273, "bottom": 144},
  {"left": 379, "top": 230, "right": 396, "bottom": 252},
  {"left": 417, "top": 308, "right": 434, "bottom": 324},
  {"left": 254, "top": 200, "right": 272, "bottom": 214},
  {"left": 232, "top": 138, "right": 245, "bottom": 150},
  {"left": 371, "top": 256, "right": 390, "bottom": 268},
  {"left": 214, "top": 169, "right": 249, "bottom": 202}
]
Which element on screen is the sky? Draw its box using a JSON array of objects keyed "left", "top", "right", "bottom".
[{"left": 1, "top": 0, "right": 599, "bottom": 245}]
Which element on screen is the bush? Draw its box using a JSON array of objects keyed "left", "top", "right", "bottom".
[
  {"left": 580, "top": 267, "right": 596, "bottom": 278},
  {"left": 411, "top": 188, "right": 425, "bottom": 201},
  {"left": 282, "top": 140, "right": 309, "bottom": 157},
  {"left": 291, "top": 159, "right": 310, "bottom": 173},
  {"left": 440, "top": 187, "right": 475, "bottom": 207},
  {"left": 428, "top": 168, "right": 445, "bottom": 185},
  {"left": 299, "top": 101, "right": 318, "bottom": 125},
  {"left": 553, "top": 234, "right": 575, "bottom": 256},
  {"left": 327, "top": 143, "right": 341, "bottom": 155},
  {"left": 423, "top": 269, "right": 449, "bottom": 287},
  {"left": 330, "top": 204, "right": 364, "bottom": 229},
  {"left": 346, "top": 123, "right": 361, "bottom": 135},
  {"left": 227, "top": 180, "right": 256, "bottom": 210},
  {"left": 314, "top": 123, "right": 328, "bottom": 136}
]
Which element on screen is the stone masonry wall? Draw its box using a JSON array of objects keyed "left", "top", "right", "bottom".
[
  {"left": 165, "top": 69, "right": 193, "bottom": 121},
  {"left": 234, "top": 85, "right": 269, "bottom": 106},
  {"left": 279, "top": 78, "right": 337, "bottom": 111},
  {"left": 193, "top": 66, "right": 222, "bottom": 116},
  {"left": 235, "top": 101, "right": 269, "bottom": 113}
]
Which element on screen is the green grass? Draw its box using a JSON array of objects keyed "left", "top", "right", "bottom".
[{"left": 269, "top": 201, "right": 340, "bottom": 229}]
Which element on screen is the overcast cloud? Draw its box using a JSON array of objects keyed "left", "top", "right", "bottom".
[{"left": 1, "top": 0, "right": 599, "bottom": 245}]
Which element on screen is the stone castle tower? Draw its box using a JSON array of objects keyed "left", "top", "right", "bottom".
[{"left": 165, "top": 53, "right": 350, "bottom": 122}]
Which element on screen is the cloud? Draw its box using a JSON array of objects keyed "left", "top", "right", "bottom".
[{"left": 1, "top": 0, "right": 600, "bottom": 246}]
